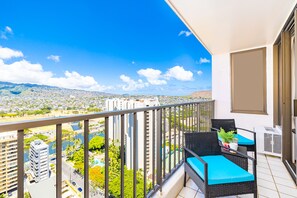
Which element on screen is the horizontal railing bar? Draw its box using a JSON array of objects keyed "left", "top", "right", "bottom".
[{"left": 0, "top": 101, "right": 213, "bottom": 132}]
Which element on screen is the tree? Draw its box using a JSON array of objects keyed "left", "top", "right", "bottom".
[
  {"left": 73, "top": 147, "right": 84, "bottom": 162},
  {"left": 109, "top": 143, "right": 121, "bottom": 173},
  {"left": 108, "top": 167, "right": 149, "bottom": 198},
  {"left": 74, "top": 161, "right": 84, "bottom": 174},
  {"left": 89, "top": 166, "right": 104, "bottom": 188},
  {"left": 89, "top": 136, "right": 104, "bottom": 151},
  {"left": 65, "top": 144, "right": 75, "bottom": 160},
  {"left": 24, "top": 134, "right": 48, "bottom": 150},
  {"left": 73, "top": 138, "right": 82, "bottom": 151},
  {"left": 73, "top": 147, "right": 85, "bottom": 174}
]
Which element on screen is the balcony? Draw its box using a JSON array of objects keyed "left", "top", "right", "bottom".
[
  {"left": 0, "top": 101, "right": 297, "bottom": 197},
  {"left": 1, "top": 96, "right": 297, "bottom": 198}
]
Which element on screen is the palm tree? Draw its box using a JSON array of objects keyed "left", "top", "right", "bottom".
[
  {"left": 65, "top": 144, "right": 75, "bottom": 159},
  {"left": 73, "top": 138, "right": 82, "bottom": 150}
]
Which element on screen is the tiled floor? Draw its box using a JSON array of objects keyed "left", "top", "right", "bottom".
[{"left": 177, "top": 153, "right": 297, "bottom": 198}]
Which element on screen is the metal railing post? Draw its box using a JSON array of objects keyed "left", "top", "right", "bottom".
[
  {"left": 56, "top": 124, "right": 62, "bottom": 198},
  {"left": 174, "top": 106, "right": 176, "bottom": 168},
  {"left": 143, "top": 111, "right": 147, "bottom": 197},
  {"left": 163, "top": 108, "right": 166, "bottom": 178},
  {"left": 156, "top": 108, "right": 162, "bottom": 191},
  {"left": 133, "top": 112, "right": 137, "bottom": 198},
  {"left": 17, "top": 130, "right": 24, "bottom": 198},
  {"left": 168, "top": 107, "right": 171, "bottom": 173},
  {"left": 104, "top": 117, "right": 109, "bottom": 198},
  {"left": 120, "top": 114, "right": 125, "bottom": 198},
  {"left": 178, "top": 106, "right": 181, "bottom": 162},
  {"left": 84, "top": 120, "right": 89, "bottom": 198},
  {"left": 152, "top": 110, "right": 156, "bottom": 188}
]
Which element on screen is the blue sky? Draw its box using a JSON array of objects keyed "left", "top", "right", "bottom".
[{"left": 0, "top": 0, "right": 211, "bottom": 96}]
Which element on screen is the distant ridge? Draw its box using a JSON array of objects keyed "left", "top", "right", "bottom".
[
  {"left": 190, "top": 90, "right": 212, "bottom": 99},
  {"left": 0, "top": 81, "right": 115, "bottom": 97}
]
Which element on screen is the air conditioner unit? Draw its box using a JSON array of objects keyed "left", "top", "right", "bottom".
[{"left": 254, "top": 126, "right": 282, "bottom": 157}]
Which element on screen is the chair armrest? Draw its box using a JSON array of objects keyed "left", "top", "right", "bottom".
[
  {"left": 236, "top": 127, "right": 256, "bottom": 134},
  {"left": 221, "top": 146, "right": 256, "bottom": 175},
  {"left": 184, "top": 147, "right": 207, "bottom": 165},
  {"left": 211, "top": 127, "right": 219, "bottom": 132},
  {"left": 184, "top": 147, "right": 209, "bottom": 184}
]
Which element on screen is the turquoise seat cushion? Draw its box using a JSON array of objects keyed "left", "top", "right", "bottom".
[
  {"left": 187, "top": 155, "right": 254, "bottom": 185},
  {"left": 235, "top": 134, "right": 254, "bottom": 145}
]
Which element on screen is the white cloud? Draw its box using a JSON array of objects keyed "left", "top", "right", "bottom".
[
  {"left": 198, "top": 57, "right": 210, "bottom": 64},
  {"left": 178, "top": 30, "right": 192, "bottom": 37},
  {"left": 197, "top": 70, "right": 203, "bottom": 76},
  {"left": 137, "top": 68, "right": 167, "bottom": 85},
  {"left": 1, "top": 26, "right": 13, "bottom": 40},
  {"left": 47, "top": 71, "right": 111, "bottom": 91},
  {"left": 47, "top": 55, "right": 60, "bottom": 62},
  {"left": 120, "top": 74, "right": 148, "bottom": 91},
  {"left": 5, "top": 26, "right": 12, "bottom": 34},
  {"left": 165, "top": 66, "right": 193, "bottom": 81},
  {"left": 0, "top": 46, "right": 111, "bottom": 92},
  {"left": 0, "top": 59, "right": 53, "bottom": 84},
  {"left": 0, "top": 46, "right": 23, "bottom": 59}
]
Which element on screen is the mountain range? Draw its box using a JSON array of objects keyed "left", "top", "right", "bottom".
[
  {"left": 0, "top": 81, "right": 211, "bottom": 98},
  {"left": 0, "top": 81, "right": 113, "bottom": 97}
]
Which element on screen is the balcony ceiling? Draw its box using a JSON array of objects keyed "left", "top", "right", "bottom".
[{"left": 166, "top": 0, "right": 297, "bottom": 54}]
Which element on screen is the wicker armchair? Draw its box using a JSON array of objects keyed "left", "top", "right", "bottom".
[
  {"left": 184, "top": 132, "right": 257, "bottom": 198},
  {"left": 211, "top": 119, "right": 257, "bottom": 161}
]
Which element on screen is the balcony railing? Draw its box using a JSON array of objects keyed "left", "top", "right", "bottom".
[{"left": 0, "top": 100, "right": 214, "bottom": 198}]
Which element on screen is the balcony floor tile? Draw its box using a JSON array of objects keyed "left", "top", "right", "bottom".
[{"left": 178, "top": 186, "right": 197, "bottom": 198}]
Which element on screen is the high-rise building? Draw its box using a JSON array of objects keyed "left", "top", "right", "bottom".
[
  {"left": 0, "top": 132, "right": 17, "bottom": 194},
  {"left": 29, "top": 140, "right": 49, "bottom": 182},
  {"left": 105, "top": 98, "right": 160, "bottom": 175}
]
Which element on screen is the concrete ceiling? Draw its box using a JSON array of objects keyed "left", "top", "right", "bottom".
[{"left": 166, "top": 0, "right": 297, "bottom": 54}]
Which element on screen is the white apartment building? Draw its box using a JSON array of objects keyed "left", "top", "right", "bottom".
[
  {"left": 0, "top": 132, "right": 17, "bottom": 194},
  {"left": 29, "top": 140, "right": 49, "bottom": 182},
  {"left": 105, "top": 98, "right": 160, "bottom": 175}
]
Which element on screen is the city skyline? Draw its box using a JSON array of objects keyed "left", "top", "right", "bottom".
[{"left": 0, "top": 0, "right": 211, "bottom": 96}]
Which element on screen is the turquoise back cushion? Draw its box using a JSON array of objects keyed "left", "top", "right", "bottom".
[
  {"left": 235, "top": 134, "right": 254, "bottom": 145},
  {"left": 187, "top": 155, "right": 254, "bottom": 185},
  {"left": 218, "top": 134, "right": 254, "bottom": 145}
]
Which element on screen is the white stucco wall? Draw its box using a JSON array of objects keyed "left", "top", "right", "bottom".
[{"left": 212, "top": 45, "right": 274, "bottom": 134}]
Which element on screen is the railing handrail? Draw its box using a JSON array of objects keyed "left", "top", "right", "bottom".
[{"left": 0, "top": 100, "right": 214, "bottom": 133}]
